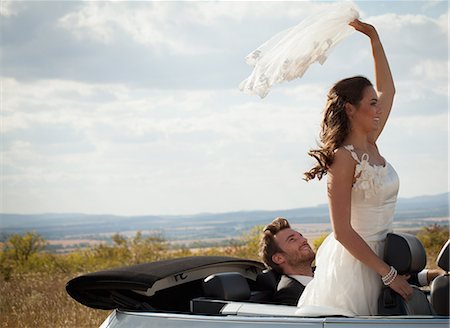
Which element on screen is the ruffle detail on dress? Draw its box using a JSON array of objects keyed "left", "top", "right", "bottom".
[
  {"left": 239, "top": 2, "right": 359, "bottom": 98},
  {"left": 344, "top": 145, "right": 387, "bottom": 199}
]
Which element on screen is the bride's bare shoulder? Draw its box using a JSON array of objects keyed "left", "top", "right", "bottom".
[{"left": 331, "top": 146, "right": 357, "bottom": 169}]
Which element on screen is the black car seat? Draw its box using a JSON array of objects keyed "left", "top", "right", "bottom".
[
  {"left": 430, "top": 239, "right": 449, "bottom": 315},
  {"left": 202, "top": 271, "right": 278, "bottom": 302},
  {"left": 191, "top": 272, "right": 251, "bottom": 315},
  {"left": 202, "top": 272, "right": 251, "bottom": 301},
  {"left": 378, "top": 232, "right": 435, "bottom": 315}
]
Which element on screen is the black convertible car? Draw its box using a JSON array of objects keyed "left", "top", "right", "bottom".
[{"left": 67, "top": 232, "right": 449, "bottom": 327}]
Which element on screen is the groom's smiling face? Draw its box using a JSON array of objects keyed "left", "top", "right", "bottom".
[{"left": 274, "top": 228, "right": 315, "bottom": 266}]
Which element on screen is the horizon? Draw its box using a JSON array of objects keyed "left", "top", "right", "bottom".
[
  {"left": 1, "top": 191, "right": 447, "bottom": 248},
  {"left": 1, "top": 1, "right": 449, "bottom": 216},
  {"left": 1, "top": 191, "right": 448, "bottom": 218}
]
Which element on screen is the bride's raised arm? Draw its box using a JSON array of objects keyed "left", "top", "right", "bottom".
[{"left": 349, "top": 19, "right": 395, "bottom": 143}]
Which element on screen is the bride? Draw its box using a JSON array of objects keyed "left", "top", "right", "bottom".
[{"left": 298, "top": 19, "right": 413, "bottom": 316}]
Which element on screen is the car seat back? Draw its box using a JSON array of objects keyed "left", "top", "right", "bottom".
[
  {"left": 378, "top": 285, "right": 435, "bottom": 315},
  {"left": 203, "top": 272, "right": 250, "bottom": 301},
  {"left": 191, "top": 271, "right": 265, "bottom": 315},
  {"left": 383, "top": 232, "right": 426, "bottom": 274},
  {"left": 430, "top": 239, "right": 449, "bottom": 315},
  {"left": 378, "top": 232, "right": 434, "bottom": 315}
]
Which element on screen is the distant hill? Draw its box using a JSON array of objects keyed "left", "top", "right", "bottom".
[{"left": 0, "top": 192, "right": 448, "bottom": 243}]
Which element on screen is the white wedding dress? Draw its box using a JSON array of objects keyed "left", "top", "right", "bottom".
[{"left": 297, "top": 145, "right": 400, "bottom": 316}]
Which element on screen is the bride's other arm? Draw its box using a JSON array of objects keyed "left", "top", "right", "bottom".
[
  {"left": 327, "top": 149, "right": 413, "bottom": 300},
  {"left": 349, "top": 19, "right": 394, "bottom": 144}
]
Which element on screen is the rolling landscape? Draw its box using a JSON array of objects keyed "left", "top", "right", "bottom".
[
  {"left": 1, "top": 192, "right": 448, "bottom": 252},
  {"left": 0, "top": 192, "right": 449, "bottom": 328}
]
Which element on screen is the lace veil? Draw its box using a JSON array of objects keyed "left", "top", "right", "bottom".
[{"left": 239, "top": 2, "right": 360, "bottom": 98}]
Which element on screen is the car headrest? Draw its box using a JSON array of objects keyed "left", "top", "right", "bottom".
[
  {"left": 256, "top": 269, "right": 280, "bottom": 291},
  {"left": 384, "top": 232, "right": 426, "bottom": 274},
  {"left": 436, "top": 239, "right": 449, "bottom": 272},
  {"left": 203, "top": 272, "right": 250, "bottom": 301}
]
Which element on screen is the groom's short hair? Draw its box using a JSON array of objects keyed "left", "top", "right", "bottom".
[{"left": 259, "top": 217, "right": 291, "bottom": 273}]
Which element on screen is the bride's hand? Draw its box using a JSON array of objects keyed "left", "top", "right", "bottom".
[
  {"left": 388, "top": 274, "right": 413, "bottom": 300},
  {"left": 349, "top": 19, "right": 379, "bottom": 40}
]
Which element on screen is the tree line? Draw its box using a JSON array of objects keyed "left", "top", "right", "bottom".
[{"left": 0, "top": 224, "right": 448, "bottom": 281}]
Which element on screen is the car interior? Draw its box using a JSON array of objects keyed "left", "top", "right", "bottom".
[
  {"left": 66, "top": 233, "right": 449, "bottom": 318},
  {"left": 191, "top": 232, "right": 449, "bottom": 317}
]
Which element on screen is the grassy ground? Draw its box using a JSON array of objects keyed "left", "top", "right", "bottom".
[
  {"left": 0, "top": 225, "right": 446, "bottom": 327},
  {"left": 0, "top": 273, "right": 108, "bottom": 328}
]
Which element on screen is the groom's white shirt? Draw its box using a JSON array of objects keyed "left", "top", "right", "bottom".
[{"left": 291, "top": 275, "right": 314, "bottom": 286}]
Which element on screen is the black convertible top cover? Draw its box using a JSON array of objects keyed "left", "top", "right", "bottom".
[{"left": 66, "top": 256, "right": 265, "bottom": 311}]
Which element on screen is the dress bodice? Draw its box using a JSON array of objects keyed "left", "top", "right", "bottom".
[{"left": 344, "top": 145, "right": 399, "bottom": 242}]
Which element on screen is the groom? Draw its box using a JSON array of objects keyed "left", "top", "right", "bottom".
[
  {"left": 259, "top": 217, "right": 315, "bottom": 306},
  {"left": 259, "top": 217, "right": 443, "bottom": 306}
]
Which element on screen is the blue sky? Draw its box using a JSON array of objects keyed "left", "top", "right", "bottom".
[{"left": 1, "top": 1, "right": 448, "bottom": 215}]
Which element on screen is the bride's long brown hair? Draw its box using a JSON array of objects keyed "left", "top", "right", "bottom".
[{"left": 304, "top": 76, "right": 373, "bottom": 181}]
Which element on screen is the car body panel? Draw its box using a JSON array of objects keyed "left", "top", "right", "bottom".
[{"left": 99, "top": 310, "right": 449, "bottom": 328}]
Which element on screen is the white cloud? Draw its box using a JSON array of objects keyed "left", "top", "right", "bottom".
[
  {"left": 3, "top": 77, "right": 321, "bottom": 148},
  {"left": 421, "top": 0, "right": 448, "bottom": 15},
  {"left": 382, "top": 112, "right": 448, "bottom": 200},
  {"left": 1, "top": 1, "right": 448, "bottom": 215},
  {"left": 0, "top": 0, "right": 26, "bottom": 17},
  {"left": 412, "top": 59, "right": 449, "bottom": 81},
  {"left": 58, "top": 2, "right": 215, "bottom": 54},
  {"left": 366, "top": 11, "right": 446, "bottom": 43},
  {"left": 437, "top": 11, "right": 448, "bottom": 34},
  {"left": 57, "top": 1, "right": 347, "bottom": 55},
  {"left": 58, "top": 2, "right": 116, "bottom": 43},
  {"left": 2, "top": 75, "right": 324, "bottom": 214},
  {"left": 188, "top": 1, "right": 327, "bottom": 24}
]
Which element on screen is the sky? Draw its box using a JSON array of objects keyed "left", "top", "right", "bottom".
[{"left": 1, "top": 1, "right": 448, "bottom": 216}]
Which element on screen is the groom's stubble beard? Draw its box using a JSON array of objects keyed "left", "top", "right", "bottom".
[{"left": 286, "top": 247, "right": 315, "bottom": 268}]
